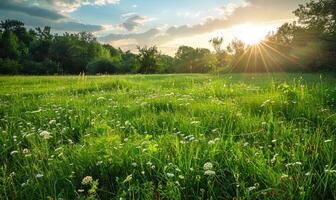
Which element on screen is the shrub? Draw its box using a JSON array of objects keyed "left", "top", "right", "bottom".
[
  {"left": 22, "top": 60, "right": 58, "bottom": 75},
  {"left": 0, "top": 58, "right": 23, "bottom": 74},
  {"left": 86, "top": 58, "right": 119, "bottom": 74}
]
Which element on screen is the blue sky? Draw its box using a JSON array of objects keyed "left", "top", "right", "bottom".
[
  {"left": 71, "top": 0, "right": 234, "bottom": 28},
  {"left": 0, "top": 0, "right": 304, "bottom": 55}
]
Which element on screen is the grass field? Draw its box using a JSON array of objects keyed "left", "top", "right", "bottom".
[{"left": 1, "top": 74, "right": 336, "bottom": 199}]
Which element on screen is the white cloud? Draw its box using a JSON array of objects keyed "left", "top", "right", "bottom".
[
  {"left": 121, "top": 15, "right": 149, "bottom": 31},
  {"left": 43, "top": 0, "right": 120, "bottom": 14},
  {"left": 215, "top": 3, "right": 242, "bottom": 18},
  {"left": 85, "top": 0, "right": 120, "bottom": 6}
]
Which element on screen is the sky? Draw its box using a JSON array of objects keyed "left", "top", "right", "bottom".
[{"left": 0, "top": 0, "right": 305, "bottom": 55}]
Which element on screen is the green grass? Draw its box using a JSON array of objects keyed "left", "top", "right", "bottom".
[{"left": 0, "top": 73, "right": 336, "bottom": 199}]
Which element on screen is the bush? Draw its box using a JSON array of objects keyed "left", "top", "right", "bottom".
[
  {"left": 22, "top": 60, "right": 58, "bottom": 75},
  {"left": 86, "top": 58, "right": 119, "bottom": 74},
  {"left": 0, "top": 58, "right": 23, "bottom": 74}
]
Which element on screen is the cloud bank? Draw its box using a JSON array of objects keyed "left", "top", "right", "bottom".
[{"left": 0, "top": 0, "right": 119, "bottom": 32}]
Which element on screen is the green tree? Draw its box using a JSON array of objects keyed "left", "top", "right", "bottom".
[
  {"left": 120, "top": 50, "right": 140, "bottom": 73},
  {"left": 137, "top": 46, "right": 160, "bottom": 74},
  {"left": 175, "top": 46, "right": 214, "bottom": 73},
  {"left": 294, "top": 0, "right": 336, "bottom": 36},
  {"left": 209, "top": 37, "right": 227, "bottom": 70},
  {"left": 1, "top": 31, "right": 20, "bottom": 59},
  {"left": 226, "top": 39, "right": 246, "bottom": 66}
]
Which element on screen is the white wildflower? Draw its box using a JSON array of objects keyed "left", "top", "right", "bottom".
[
  {"left": 40, "top": 131, "right": 52, "bottom": 140},
  {"left": 81, "top": 176, "right": 93, "bottom": 185},
  {"left": 49, "top": 120, "right": 56, "bottom": 125},
  {"left": 204, "top": 170, "right": 216, "bottom": 176},
  {"left": 325, "top": 169, "right": 336, "bottom": 173},
  {"left": 146, "top": 161, "right": 152, "bottom": 166},
  {"left": 55, "top": 147, "right": 63, "bottom": 152},
  {"left": 203, "top": 162, "right": 213, "bottom": 171},
  {"left": 271, "top": 154, "right": 279, "bottom": 164},
  {"left": 22, "top": 148, "right": 29, "bottom": 154},
  {"left": 125, "top": 121, "right": 131, "bottom": 126},
  {"left": 208, "top": 140, "right": 216, "bottom": 145},
  {"left": 36, "top": 174, "right": 44, "bottom": 178},
  {"left": 97, "top": 97, "right": 106, "bottom": 101},
  {"left": 175, "top": 181, "right": 180, "bottom": 186},
  {"left": 167, "top": 173, "right": 174, "bottom": 178},
  {"left": 248, "top": 186, "right": 256, "bottom": 192},
  {"left": 286, "top": 161, "right": 302, "bottom": 167}
]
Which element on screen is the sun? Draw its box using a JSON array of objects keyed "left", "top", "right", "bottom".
[{"left": 233, "top": 23, "right": 271, "bottom": 45}]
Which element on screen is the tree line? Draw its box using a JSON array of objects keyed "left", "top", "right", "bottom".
[{"left": 0, "top": 0, "right": 335, "bottom": 75}]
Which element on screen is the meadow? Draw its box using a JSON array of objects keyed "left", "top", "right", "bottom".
[{"left": 0, "top": 73, "right": 336, "bottom": 200}]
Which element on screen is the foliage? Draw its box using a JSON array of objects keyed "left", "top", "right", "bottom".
[
  {"left": 86, "top": 58, "right": 119, "bottom": 74},
  {"left": 0, "top": 20, "right": 182, "bottom": 75},
  {"left": 137, "top": 46, "right": 161, "bottom": 74},
  {"left": 175, "top": 46, "right": 215, "bottom": 73},
  {"left": 0, "top": 58, "right": 22, "bottom": 74}
]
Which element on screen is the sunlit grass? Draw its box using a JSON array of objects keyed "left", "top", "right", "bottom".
[{"left": 0, "top": 74, "right": 335, "bottom": 199}]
